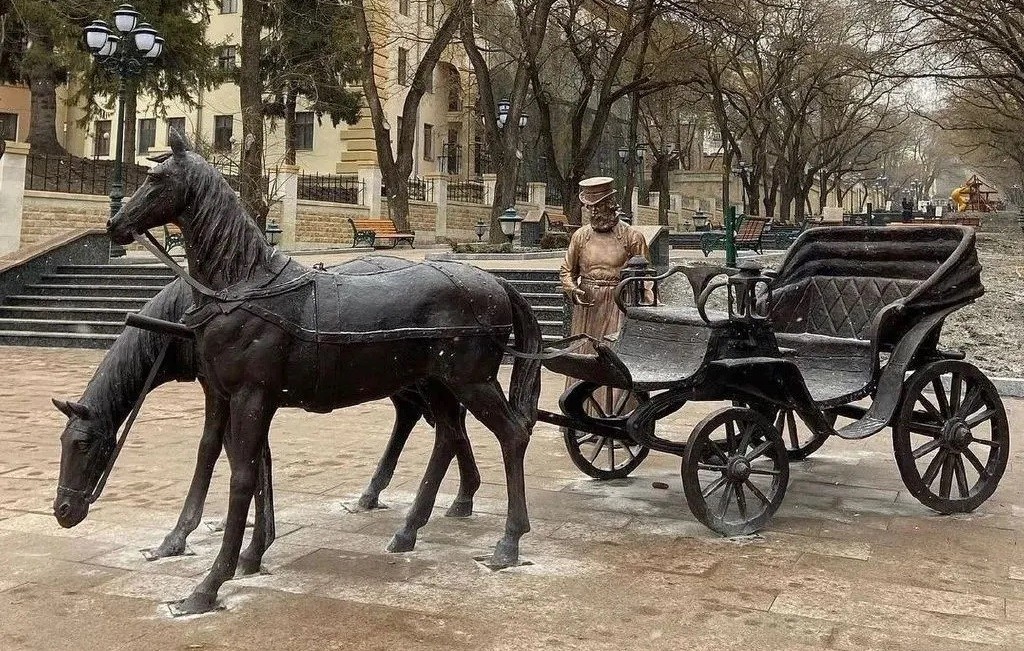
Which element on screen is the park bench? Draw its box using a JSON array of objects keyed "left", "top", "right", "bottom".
[
  {"left": 164, "top": 225, "right": 185, "bottom": 255},
  {"left": 347, "top": 217, "right": 415, "bottom": 249},
  {"left": 700, "top": 215, "right": 769, "bottom": 257}
]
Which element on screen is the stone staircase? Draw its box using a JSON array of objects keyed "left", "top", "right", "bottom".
[
  {"left": 0, "top": 263, "right": 176, "bottom": 348},
  {"left": 0, "top": 264, "right": 566, "bottom": 349}
]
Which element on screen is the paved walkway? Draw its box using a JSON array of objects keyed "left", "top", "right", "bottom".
[{"left": 0, "top": 345, "right": 1021, "bottom": 650}]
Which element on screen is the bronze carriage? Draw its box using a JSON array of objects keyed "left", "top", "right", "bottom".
[{"left": 538, "top": 226, "right": 1009, "bottom": 535}]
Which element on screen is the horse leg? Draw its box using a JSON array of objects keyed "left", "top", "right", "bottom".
[
  {"left": 146, "top": 390, "right": 229, "bottom": 560},
  {"left": 386, "top": 385, "right": 460, "bottom": 553},
  {"left": 451, "top": 380, "right": 531, "bottom": 569},
  {"left": 170, "top": 390, "right": 275, "bottom": 616},
  {"left": 237, "top": 440, "right": 275, "bottom": 576},
  {"left": 445, "top": 407, "right": 480, "bottom": 518},
  {"left": 357, "top": 394, "right": 423, "bottom": 511}
]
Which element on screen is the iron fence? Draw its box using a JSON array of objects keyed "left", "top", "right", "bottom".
[
  {"left": 448, "top": 180, "right": 485, "bottom": 203},
  {"left": 546, "top": 181, "right": 565, "bottom": 207},
  {"left": 516, "top": 179, "right": 530, "bottom": 203},
  {"left": 297, "top": 172, "right": 362, "bottom": 205},
  {"left": 25, "top": 152, "right": 148, "bottom": 196},
  {"left": 407, "top": 177, "right": 433, "bottom": 201}
]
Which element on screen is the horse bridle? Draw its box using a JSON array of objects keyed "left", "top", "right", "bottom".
[{"left": 58, "top": 339, "right": 170, "bottom": 505}]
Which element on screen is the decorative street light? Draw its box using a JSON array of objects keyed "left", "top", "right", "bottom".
[
  {"left": 495, "top": 98, "right": 528, "bottom": 130},
  {"left": 83, "top": 4, "right": 163, "bottom": 258},
  {"left": 474, "top": 218, "right": 487, "bottom": 242},
  {"left": 732, "top": 160, "right": 753, "bottom": 214},
  {"left": 497, "top": 206, "right": 523, "bottom": 245},
  {"left": 264, "top": 219, "right": 283, "bottom": 246},
  {"left": 635, "top": 143, "right": 646, "bottom": 197}
]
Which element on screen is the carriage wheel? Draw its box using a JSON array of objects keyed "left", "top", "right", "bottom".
[
  {"left": 737, "top": 402, "right": 836, "bottom": 462},
  {"left": 682, "top": 407, "right": 789, "bottom": 536},
  {"left": 893, "top": 360, "right": 1009, "bottom": 514},
  {"left": 563, "top": 382, "right": 651, "bottom": 480}
]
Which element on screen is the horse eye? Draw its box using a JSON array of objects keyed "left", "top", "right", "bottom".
[{"left": 74, "top": 439, "right": 90, "bottom": 452}]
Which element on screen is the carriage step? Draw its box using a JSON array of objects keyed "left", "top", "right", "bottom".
[
  {"left": 0, "top": 318, "right": 126, "bottom": 335},
  {"left": 0, "top": 330, "right": 119, "bottom": 349}
]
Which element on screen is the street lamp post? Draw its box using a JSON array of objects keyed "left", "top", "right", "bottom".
[
  {"left": 83, "top": 4, "right": 163, "bottom": 258},
  {"left": 732, "top": 160, "right": 752, "bottom": 215}
]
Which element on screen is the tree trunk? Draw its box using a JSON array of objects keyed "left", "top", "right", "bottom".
[
  {"left": 240, "top": 0, "right": 268, "bottom": 229},
  {"left": 284, "top": 85, "right": 297, "bottom": 166},
  {"left": 27, "top": 75, "right": 64, "bottom": 154},
  {"left": 489, "top": 163, "right": 520, "bottom": 244}
]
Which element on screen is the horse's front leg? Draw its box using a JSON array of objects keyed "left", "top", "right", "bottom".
[
  {"left": 146, "top": 389, "right": 229, "bottom": 560},
  {"left": 170, "top": 389, "right": 275, "bottom": 616}
]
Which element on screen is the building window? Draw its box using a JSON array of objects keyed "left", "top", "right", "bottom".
[
  {"left": 221, "top": 0, "right": 238, "bottom": 14},
  {"left": 93, "top": 120, "right": 111, "bottom": 157},
  {"left": 218, "top": 46, "right": 237, "bottom": 71},
  {"left": 295, "top": 112, "right": 314, "bottom": 150},
  {"left": 426, "top": 0, "right": 435, "bottom": 25},
  {"left": 0, "top": 112, "right": 17, "bottom": 140},
  {"left": 214, "top": 115, "right": 234, "bottom": 151},
  {"left": 138, "top": 118, "right": 157, "bottom": 154},
  {"left": 166, "top": 117, "right": 186, "bottom": 143},
  {"left": 398, "top": 47, "right": 408, "bottom": 86},
  {"left": 423, "top": 124, "right": 433, "bottom": 160},
  {"left": 399, "top": 0, "right": 409, "bottom": 16}
]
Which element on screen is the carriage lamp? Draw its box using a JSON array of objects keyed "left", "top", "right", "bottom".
[
  {"left": 498, "top": 206, "right": 522, "bottom": 245},
  {"left": 474, "top": 218, "right": 487, "bottom": 241},
  {"left": 265, "top": 219, "right": 283, "bottom": 246}
]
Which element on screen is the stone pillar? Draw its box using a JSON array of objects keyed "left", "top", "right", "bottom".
[
  {"left": 630, "top": 187, "right": 640, "bottom": 219},
  {"left": 427, "top": 173, "right": 448, "bottom": 240},
  {"left": 358, "top": 166, "right": 382, "bottom": 218},
  {"left": 274, "top": 164, "right": 300, "bottom": 248},
  {"left": 0, "top": 141, "right": 30, "bottom": 255},
  {"left": 482, "top": 173, "right": 497, "bottom": 206},
  {"left": 528, "top": 182, "right": 546, "bottom": 208}
]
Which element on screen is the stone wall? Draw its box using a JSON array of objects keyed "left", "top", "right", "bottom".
[
  {"left": 20, "top": 191, "right": 110, "bottom": 246},
  {"left": 294, "top": 200, "right": 370, "bottom": 245},
  {"left": 634, "top": 205, "right": 660, "bottom": 226},
  {"left": 380, "top": 199, "right": 438, "bottom": 244},
  {"left": 446, "top": 201, "right": 491, "bottom": 241}
]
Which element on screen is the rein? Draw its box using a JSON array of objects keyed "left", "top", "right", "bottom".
[
  {"left": 70, "top": 339, "right": 171, "bottom": 504},
  {"left": 134, "top": 231, "right": 219, "bottom": 298}
]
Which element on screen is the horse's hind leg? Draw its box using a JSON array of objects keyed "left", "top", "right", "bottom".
[
  {"left": 237, "top": 441, "right": 275, "bottom": 576},
  {"left": 451, "top": 380, "right": 531, "bottom": 569},
  {"left": 386, "top": 385, "right": 461, "bottom": 554},
  {"left": 445, "top": 406, "right": 479, "bottom": 518},
  {"left": 146, "top": 389, "right": 228, "bottom": 560},
  {"left": 357, "top": 394, "right": 423, "bottom": 510}
]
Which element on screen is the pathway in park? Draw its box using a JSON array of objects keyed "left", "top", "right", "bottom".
[{"left": 0, "top": 345, "right": 1021, "bottom": 650}]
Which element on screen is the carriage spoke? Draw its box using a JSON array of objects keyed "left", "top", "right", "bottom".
[
  {"left": 707, "top": 440, "right": 730, "bottom": 464},
  {"left": 917, "top": 395, "right": 944, "bottom": 422},
  {"left": 744, "top": 479, "right": 770, "bottom": 507},
  {"left": 786, "top": 410, "right": 799, "bottom": 447},
  {"left": 735, "top": 484, "right": 748, "bottom": 519},
  {"left": 697, "top": 463, "right": 729, "bottom": 472},
  {"left": 949, "top": 374, "right": 963, "bottom": 414},
  {"left": 955, "top": 386, "right": 984, "bottom": 420},
  {"left": 611, "top": 391, "right": 631, "bottom": 417},
  {"left": 953, "top": 454, "right": 970, "bottom": 498},
  {"left": 921, "top": 449, "right": 946, "bottom": 486},
  {"left": 912, "top": 438, "right": 942, "bottom": 460},
  {"left": 737, "top": 423, "right": 755, "bottom": 456},
  {"left": 938, "top": 452, "right": 954, "bottom": 499},
  {"left": 746, "top": 440, "right": 773, "bottom": 462},
  {"left": 967, "top": 435, "right": 1002, "bottom": 448},
  {"left": 588, "top": 437, "right": 606, "bottom": 464},
  {"left": 966, "top": 408, "right": 997, "bottom": 428},
  {"left": 585, "top": 395, "right": 608, "bottom": 419},
  {"left": 702, "top": 475, "right": 728, "bottom": 499},
  {"left": 963, "top": 447, "right": 990, "bottom": 479},
  {"left": 931, "top": 378, "right": 950, "bottom": 417},
  {"left": 717, "top": 478, "right": 733, "bottom": 517},
  {"left": 725, "top": 421, "right": 737, "bottom": 451},
  {"left": 748, "top": 467, "right": 781, "bottom": 477},
  {"left": 608, "top": 439, "right": 615, "bottom": 469},
  {"left": 621, "top": 444, "right": 636, "bottom": 462},
  {"left": 908, "top": 421, "right": 942, "bottom": 437}
]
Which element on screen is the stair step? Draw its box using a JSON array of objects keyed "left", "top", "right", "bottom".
[
  {"left": 23, "top": 284, "right": 168, "bottom": 298},
  {"left": 0, "top": 331, "right": 119, "bottom": 349},
  {"left": 0, "top": 318, "right": 125, "bottom": 335},
  {"left": 6, "top": 295, "right": 151, "bottom": 309},
  {"left": 0, "top": 306, "right": 138, "bottom": 321},
  {"left": 57, "top": 264, "right": 177, "bottom": 276},
  {"left": 41, "top": 273, "right": 175, "bottom": 287},
  {"left": 520, "top": 292, "right": 565, "bottom": 307}
]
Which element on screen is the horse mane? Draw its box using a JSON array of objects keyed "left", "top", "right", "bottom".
[
  {"left": 77, "top": 279, "right": 196, "bottom": 433},
  {"left": 182, "top": 154, "right": 274, "bottom": 288}
]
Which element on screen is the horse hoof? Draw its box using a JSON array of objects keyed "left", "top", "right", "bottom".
[
  {"left": 235, "top": 556, "right": 264, "bottom": 577},
  {"left": 489, "top": 539, "right": 520, "bottom": 570},
  {"left": 386, "top": 531, "right": 416, "bottom": 553},
  {"left": 168, "top": 591, "right": 219, "bottom": 617},
  {"left": 445, "top": 499, "right": 473, "bottom": 518},
  {"left": 143, "top": 539, "right": 186, "bottom": 561},
  {"left": 356, "top": 494, "right": 387, "bottom": 511}
]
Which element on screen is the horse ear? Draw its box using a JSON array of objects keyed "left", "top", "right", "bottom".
[
  {"left": 52, "top": 398, "right": 91, "bottom": 420},
  {"left": 168, "top": 128, "right": 192, "bottom": 156}
]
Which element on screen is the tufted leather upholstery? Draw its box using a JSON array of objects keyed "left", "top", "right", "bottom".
[{"left": 770, "top": 276, "right": 920, "bottom": 340}]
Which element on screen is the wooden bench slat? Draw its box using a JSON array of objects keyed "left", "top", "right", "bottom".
[{"left": 348, "top": 217, "right": 415, "bottom": 249}]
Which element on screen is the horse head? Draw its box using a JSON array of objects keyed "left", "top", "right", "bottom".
[
  {"left": 52, "top": 398, "right": 114, "bottom": 527},
  {"left": 107, "top": 128, "right": 199, "bottom": 245}
]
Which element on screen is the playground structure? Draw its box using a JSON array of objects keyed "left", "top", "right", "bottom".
[{"left": 950, "top": 174, "right": 1002, "bottom": 212}]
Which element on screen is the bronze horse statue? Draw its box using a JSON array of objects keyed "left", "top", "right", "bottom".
[
  {"left": 52, "top": 276, "right": 482, "bottom": 561},
  {"left": 65, "top": 130, "right": 541, "bottom": 615}
]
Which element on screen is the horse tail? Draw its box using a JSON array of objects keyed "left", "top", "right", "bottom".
[{"left": 499, "top": 278, "right": 542, "bottom": 428}]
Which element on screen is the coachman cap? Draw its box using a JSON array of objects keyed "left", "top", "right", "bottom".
[{"left": 578, "top": 176, "right": 616, "bottom": 206}]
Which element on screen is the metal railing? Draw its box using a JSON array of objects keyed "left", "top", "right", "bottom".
[
  {"left": 297, "top": 172, "right": 362, "bottom": 205},
  {"left": 25, "top": 152, "right": 148, "bottom": 196},
  {"left": 516, "top": 179, "right": 530, "bottom": 203},
  {"left": 447, "top": 180, "right": 485, "bottom": 203}
]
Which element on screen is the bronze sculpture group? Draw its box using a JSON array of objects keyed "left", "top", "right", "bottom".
[{"left": 52, "top": 131, "right": 1011, "bottom": 615}]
